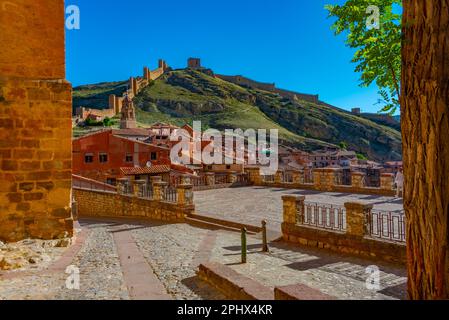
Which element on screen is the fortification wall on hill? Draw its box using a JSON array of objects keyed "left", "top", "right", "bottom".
[
  {"left": 76, "top": 60, "right": 168, "bottom": 121},
  {"left": 216, "top": 74, "right": 276, "bottom": 92},
  {"left": 215, "top": 74, "right": 319, "bottom": 103}
]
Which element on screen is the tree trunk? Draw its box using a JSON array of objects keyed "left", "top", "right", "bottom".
[{"left": 401, "top": 0, "right": 449, "bottom": 299}]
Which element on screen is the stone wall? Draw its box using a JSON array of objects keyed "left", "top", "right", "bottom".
[
  {"left": 73, "top": 187, "right": 194, "bottom": 223},
  {"left": 281, "top": 196, "right": 406, "bottom": 265},
  {"left": 0, "top": 0, "right": 73, "bottom": 242}
]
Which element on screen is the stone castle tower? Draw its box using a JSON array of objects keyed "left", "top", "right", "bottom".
[{"left": 120, "top": 95, "right": 137, "bottom": 129}]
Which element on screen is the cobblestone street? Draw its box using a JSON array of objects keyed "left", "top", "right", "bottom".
[
  {"left": 0, "top": 217, "right": 406, "bottom": 300},
  {"left": 194, "top": 187, "right": 404, "bottom": 232}
]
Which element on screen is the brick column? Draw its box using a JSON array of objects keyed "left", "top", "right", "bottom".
[
  {"left": 205, "top": 173, "right": 215, "bottom": 186},
  {"left": 153, "top": 181, "right": 168, "bottom": 201},
  {"left": 282, "top": 195, "right": 305, "bottom": 225},
  {"left": 177, "top": 184, "right": 194, "bottom": 207},
  {"left": 380, "top": 173, "right": 394, "bottom": 191},
  {"left": 227, "top": 171, "right": 238, "bottom": 184},
  {"left": 351, "top": 172, "right": 366, "bottom": 189},
  {"left": 344, "top": 202, "right": 373, "bottom": 237},
  {"left": 133, "top": 180, "right": 146, "bottom": 197}
]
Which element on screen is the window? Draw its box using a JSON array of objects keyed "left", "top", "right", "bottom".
[
  {"left": 85, "top": 153, "right": 94, "bottom": 163},
  {"left": 226, "top": 165, "right": 231, "bottom": 170},
  {"left": 126, "top": 154, "right": 133, "bottom": 163},
  {"left": 99, "top": 153, "right": 108, "bottom": 163},
  {"left": 150, "top": 152, "right": 158, "bottom": 161}
]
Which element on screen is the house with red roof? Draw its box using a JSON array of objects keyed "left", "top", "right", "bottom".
[{"left": 72, "top": 129, "right": 192, "bottom": 186}]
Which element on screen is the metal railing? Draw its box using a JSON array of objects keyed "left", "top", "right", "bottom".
[
  {"left": 215, "top": 174, "right": 228, "bottom": 185},
  {"left": 283, "top": 172, "right": 293, "bottom": 184},
  {"left": 143, "top": 186, "right": 154, "bottom": 199},
  {"left": 163, "top": 187, "right": 178, "bottom": 203},
  {"left": 72, "top": 179, "right": 117, "bottom": 193},
  {"left": 192, "top": 175, "right": 207, "bottom": 187},
  {"left": 303, "top": 170, "right": 314, "bottom": 184},
  {"left": 366, "top": 210, "right": 406, "bottom": 243},
  {"left": 236, "top": 173, "right": 249, "bottom": 184},
  {"left": 297, "top": 202, "right": 346, "bottom": 232}
]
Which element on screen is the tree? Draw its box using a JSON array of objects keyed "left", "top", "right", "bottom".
[
  {"left": 326, "top": 0, "right": 402, "bottom": 114},
  {"left": 327, "top": 0, "right": 449, "bottom": 299},
  {"left": 401, "top": 0, "right": 449, "bottom": 299},
  {"left": 339, "top": 141, "right": 348, "bottom": 150}
]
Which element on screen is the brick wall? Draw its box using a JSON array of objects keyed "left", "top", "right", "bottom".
[
  {"left": 0, "top": 0, "right": 73, "bottom": 242},
  {"left": 73, "top": 188, "right": 192, "bottom": 222}
]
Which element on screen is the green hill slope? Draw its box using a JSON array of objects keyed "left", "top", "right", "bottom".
[{"left": 73, "top": 69, "right": 402, "bottom": 161}]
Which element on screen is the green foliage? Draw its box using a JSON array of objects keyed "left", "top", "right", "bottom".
[
  {"left": 339, "top": 141, "right": 348, "bottom": 150},
  {"left": 84, "top": 117, "right": 103, "bottom": 127},
  {"left": 103, "top": 117, "right": 115, "bottom": 127},
  {"left": 325, "top": 0, "right": 402, "bottom": 114},
  {"left": 357, "top": 153, "right": 368, "bottom": 160}
]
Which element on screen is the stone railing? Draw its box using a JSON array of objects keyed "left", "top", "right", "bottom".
[
  {"left": 281, "top": 195, "right": 406, "bottom": 265},
  {"left": 173, "top": 172, "right": 250, "bottom": 191},
  {"left": 246, "top": 167, "right": 396, "bottom": 197},
  {"left": 73, "top": 175, "right": 194, "bottom": 222}
]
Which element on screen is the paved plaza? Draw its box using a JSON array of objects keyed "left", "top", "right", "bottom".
[
  {"left": 0, "top": 218, "right": 406, "bottom": 300},
  {"left": 194, "top": 187, "right": 404, "bottom": 233}
]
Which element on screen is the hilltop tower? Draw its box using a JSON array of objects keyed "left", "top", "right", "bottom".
[
  {"left": 188, "top": 58, "right": 201, "bottom": 69},
  {"left": 120, "top": 95, "right": 137, "bottom": 129}
]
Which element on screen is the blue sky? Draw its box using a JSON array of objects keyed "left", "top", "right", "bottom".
[{"left": 66, "top": 0, "right": 386, "bottom": 114}]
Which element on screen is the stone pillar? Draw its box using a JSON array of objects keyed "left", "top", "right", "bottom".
[
  {"left": 275, "top": 171, "right": 284, "bottom": 184},
  {"left": 133, "top": 180, "right": 146, "bottom": 197},
  {"left": 246, "top": 167, "right": 262, "bottom": 186},
  {"left": 0, "top": 0, "right": 73, "bottom": 242},
  {"left": 292, "top": 171, "right": 304, "bottom": 184},
  {"left": 282, "top": 195, "right": 305, "bottom": 225},
  {"left": 351, "top": 172, "right": 366, "bottom": 189},
  {"left": 153, "top": 181, "right": 168, "bottom": 201},
  {"left": 344, "top": 202, "right": 373, "bottom": 237},
  {"left": 181, "top": 175, "right": 192, "bottom": 185},
  {"left": 205, "top": 173, "right": 215, "bottom": 186},
  {"left": 177, "top": 184, "right": 194, "bottom": 207},
  {"left": 228, "top": 171, "right": 238, "bottom": 184},
  {"left": 380, "top": 173, "right": 394, "bottom": 191},
  {"left": 117, "top": 178, "right": 129, "bottom": 195},
  {"left": 313, "top": 169, "right": 325, "bottom": 190}
]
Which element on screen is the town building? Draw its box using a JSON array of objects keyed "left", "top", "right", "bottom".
[
  {"left": 72, "top": 129, "right": 176, "bottom": 185},
  {"left": 310, "top": 149, "right": 357, "bottom": 168}
]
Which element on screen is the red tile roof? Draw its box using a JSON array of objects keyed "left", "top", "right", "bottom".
[{"left": 120, "top": 165, "right": 171, "bottom": 176}]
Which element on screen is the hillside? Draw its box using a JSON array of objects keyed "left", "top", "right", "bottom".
[{"left": 73, "top": 69, "right": 402, "bottom": 161}]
